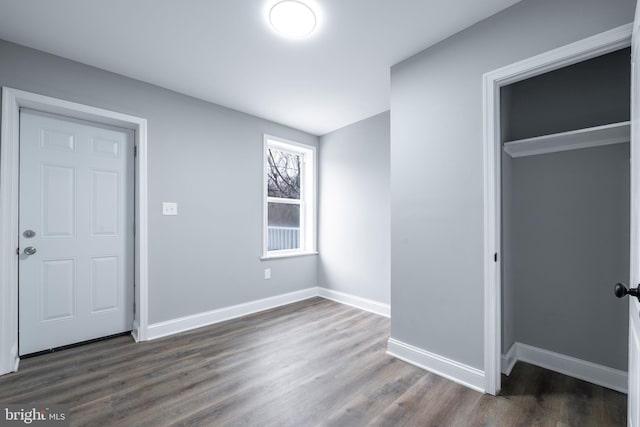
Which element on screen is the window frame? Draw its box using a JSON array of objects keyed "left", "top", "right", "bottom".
[{"left": 262, "top": 134, "right": 317, "bottom": 259}]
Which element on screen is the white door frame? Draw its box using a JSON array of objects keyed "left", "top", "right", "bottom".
[
  {"left": 482, "top": 24, "right": 633, "bottom": 395},
  {"left": 0, "top": 87, "right": 150, "bottom": 376}
]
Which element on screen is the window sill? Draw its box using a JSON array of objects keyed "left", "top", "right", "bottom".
[{"left": 261, "top": 251, "right": 319, "bottom": 260}]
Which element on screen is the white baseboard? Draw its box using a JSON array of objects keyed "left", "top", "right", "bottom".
[
  {"left": 147, "top": 287, "right": 390, "bottom": 341},
  {"left": 501, "top": 342, "right": 517, "bottom": 376},
  {"left": 501, "top": 342, "right": 628, "bottom": 394},
  {"left": 147, "top": 287, "right": 318, "bottom": 340},
  {"left": 387, "top": 338, "right": 485, "bottom": 393},
  {"left": 317, "top": 287, "right": 390, "bottom": 318}
]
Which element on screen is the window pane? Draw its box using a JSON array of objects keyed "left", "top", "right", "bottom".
[
  {"left": 267, "top": 148, "right": 300, "bottom": 199},
  {"left": 268, "top": 202, "right": 300, "bottom": 251}
]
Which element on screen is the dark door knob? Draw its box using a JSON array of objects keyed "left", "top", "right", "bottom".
[{"left": 614, "top": 283, "right": 640, "bottom": 301}]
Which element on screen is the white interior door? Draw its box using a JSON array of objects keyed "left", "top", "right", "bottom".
[
  {"left": 18, "top": 109, "right": 134, "bottom": 355},
  {"left": 629, "top": 6, "right": 640, "bottom": 426}
]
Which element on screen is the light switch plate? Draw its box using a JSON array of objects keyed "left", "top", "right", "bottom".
[{"left": 162, "top": 202, "right": 178, "bottom": 216}]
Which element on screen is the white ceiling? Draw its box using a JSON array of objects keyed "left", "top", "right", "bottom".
[{"left": 0, "top": 0, "right": 520, "bottom": 135}]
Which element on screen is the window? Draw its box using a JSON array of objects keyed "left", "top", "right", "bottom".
[{"left": 263, "top": 135, "right": 316, "bottom": 258}]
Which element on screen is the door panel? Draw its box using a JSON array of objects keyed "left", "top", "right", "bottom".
[
  {"left": 19, "top": 110, "right": 134, "bottom": 355},
  {"left": 630, "top": 309, "right": 639, "bottom": 427},
  {"left": 91, "top": 169, "right": 120, "bottom": 236},
  {"left": 91, "top": 256, "right": 119, "bottom": 313},
  {"left": 41, "top": 258, "right": 76, "bottom": 321},
  {"left": 630, "top": 5, "right": 640, "bottom": 425},
  {"left": 41, "top": 165, "right": 76, "bottom": 237}
]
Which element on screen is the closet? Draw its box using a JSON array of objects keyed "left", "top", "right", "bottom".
[{"left": 500, "top": 47, "right": 631, "bottom": 389}]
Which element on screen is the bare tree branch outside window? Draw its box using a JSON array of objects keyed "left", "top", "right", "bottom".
[
  {"left": 265, "top": 142, "right": 313, "bottom": 252},
  {"left": 267, "top": 149, "right": 300, "bottom": 199}
]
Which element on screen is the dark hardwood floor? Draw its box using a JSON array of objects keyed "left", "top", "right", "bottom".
[{"left": 0, "top": 297, "right": 627, "bottom": 426}]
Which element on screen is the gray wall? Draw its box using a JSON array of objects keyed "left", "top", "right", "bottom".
[
  {"left": 512, "top": 145, "right": 629, "bottom": 370},
  {"left": 501, "top": 48, "right": 631, "bottom": 142},
  {"left": 318, "top": 112, "right": 390, "bottom": 304},
  {"left": 390, "top": 0, "right": 635, "bottom": 369},
  {"left": 0, "top": 39, "right": 319, "bottom": 324}
]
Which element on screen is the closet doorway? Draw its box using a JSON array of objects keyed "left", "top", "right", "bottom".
[
  {"left": 482, "top": 24, "right": 640, "bottom": 424},
  {"left": 499, "top": 47, "right": 630, "bottom": 393}
]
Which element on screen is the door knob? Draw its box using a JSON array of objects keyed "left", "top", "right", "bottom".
[
  {"left": 614, "top": 283, "right": 640, "bottom": 301},
  {"left": 23, "top": 246, "right": 37, "bottom": 256}
]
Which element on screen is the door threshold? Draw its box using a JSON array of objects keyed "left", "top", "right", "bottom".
[{"left": 20, "top": 331, "right": 133, "bottom": 359}]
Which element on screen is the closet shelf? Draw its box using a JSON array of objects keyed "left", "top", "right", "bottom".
[{"left": 503, "top": 121, "right": 630, "bottom": 158}]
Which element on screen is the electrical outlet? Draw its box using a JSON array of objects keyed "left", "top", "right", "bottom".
[
  {"left": 264, "top": 268, "right": 271, "bottom": 280},
  {"left": 162, "top": 202, "right": 178, "bottom": 216}
]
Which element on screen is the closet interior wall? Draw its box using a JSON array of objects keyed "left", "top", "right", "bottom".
[{"left": 501, "top": 48, "right": 631, "bottom": 371}]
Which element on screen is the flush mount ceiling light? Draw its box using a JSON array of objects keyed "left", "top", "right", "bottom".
[{"left": 269, "top": 0, "right": 317, "bottom": 39}]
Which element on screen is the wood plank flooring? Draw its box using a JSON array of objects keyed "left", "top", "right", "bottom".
[{"left": 0, "top": 297, "right": 627, "bottom": 426}]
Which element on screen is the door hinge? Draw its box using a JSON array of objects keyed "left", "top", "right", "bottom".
[
  {"left": 494, "top": 252, "right": 498, "bottom": 262},
  {"left": 134, "top": 145, "right": 137, "bottom": 157},
  {"left": 16, "top": 247, "right": 19, "bottom": 256},
  {"left": 133, "top": 221, "right": 136, "bottom": 236}
]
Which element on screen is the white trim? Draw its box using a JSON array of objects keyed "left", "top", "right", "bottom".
[
  {"left": 317, "top": 287, "right": 390, "bottom": 318},
  {"left": 134, "top": 114, "right": 150, "bottom": 342},
  {"left": 482, "top": 24, "right": 633, "bottom": 395},
  {"left": 501, "top": 342, "right": 518, "bottom": 376},
  {"left": 504, "top": 121, "right": 630, "bottom": 158},
  {"left": 502, "top": 342, "right": 628, "bottom": 394},
  {"left": 265, "top": 134, "right": 315, "bottom": 153},
  {"left": 262, "top": 134, "right": 317, "bottom": 258},
  {"left": 0, "top": 87, "right": 149, "bottom": 375},
  {"left": 147, "top": 286, "right": 390, "bottom": 340},
  {"left": 10, "top": 344, "right": 19, "bottom": 372},
  {"left": 387, "top": 338, "right": 485, "bottom": 393},
  {"left": 130, "top": 327, "right": 140, "bottom": 343},
  {"left": 0, "top": 88, "right": 20, "bottom": 376},
  {"left": 260, "top": 251, "right": 319, "bottom": 260},
  {"left": 484, "top": 24, "right": 633, "bottom": 88},
  {"left": 148, "top": 287, "right": 319, "bottom": 340}
]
